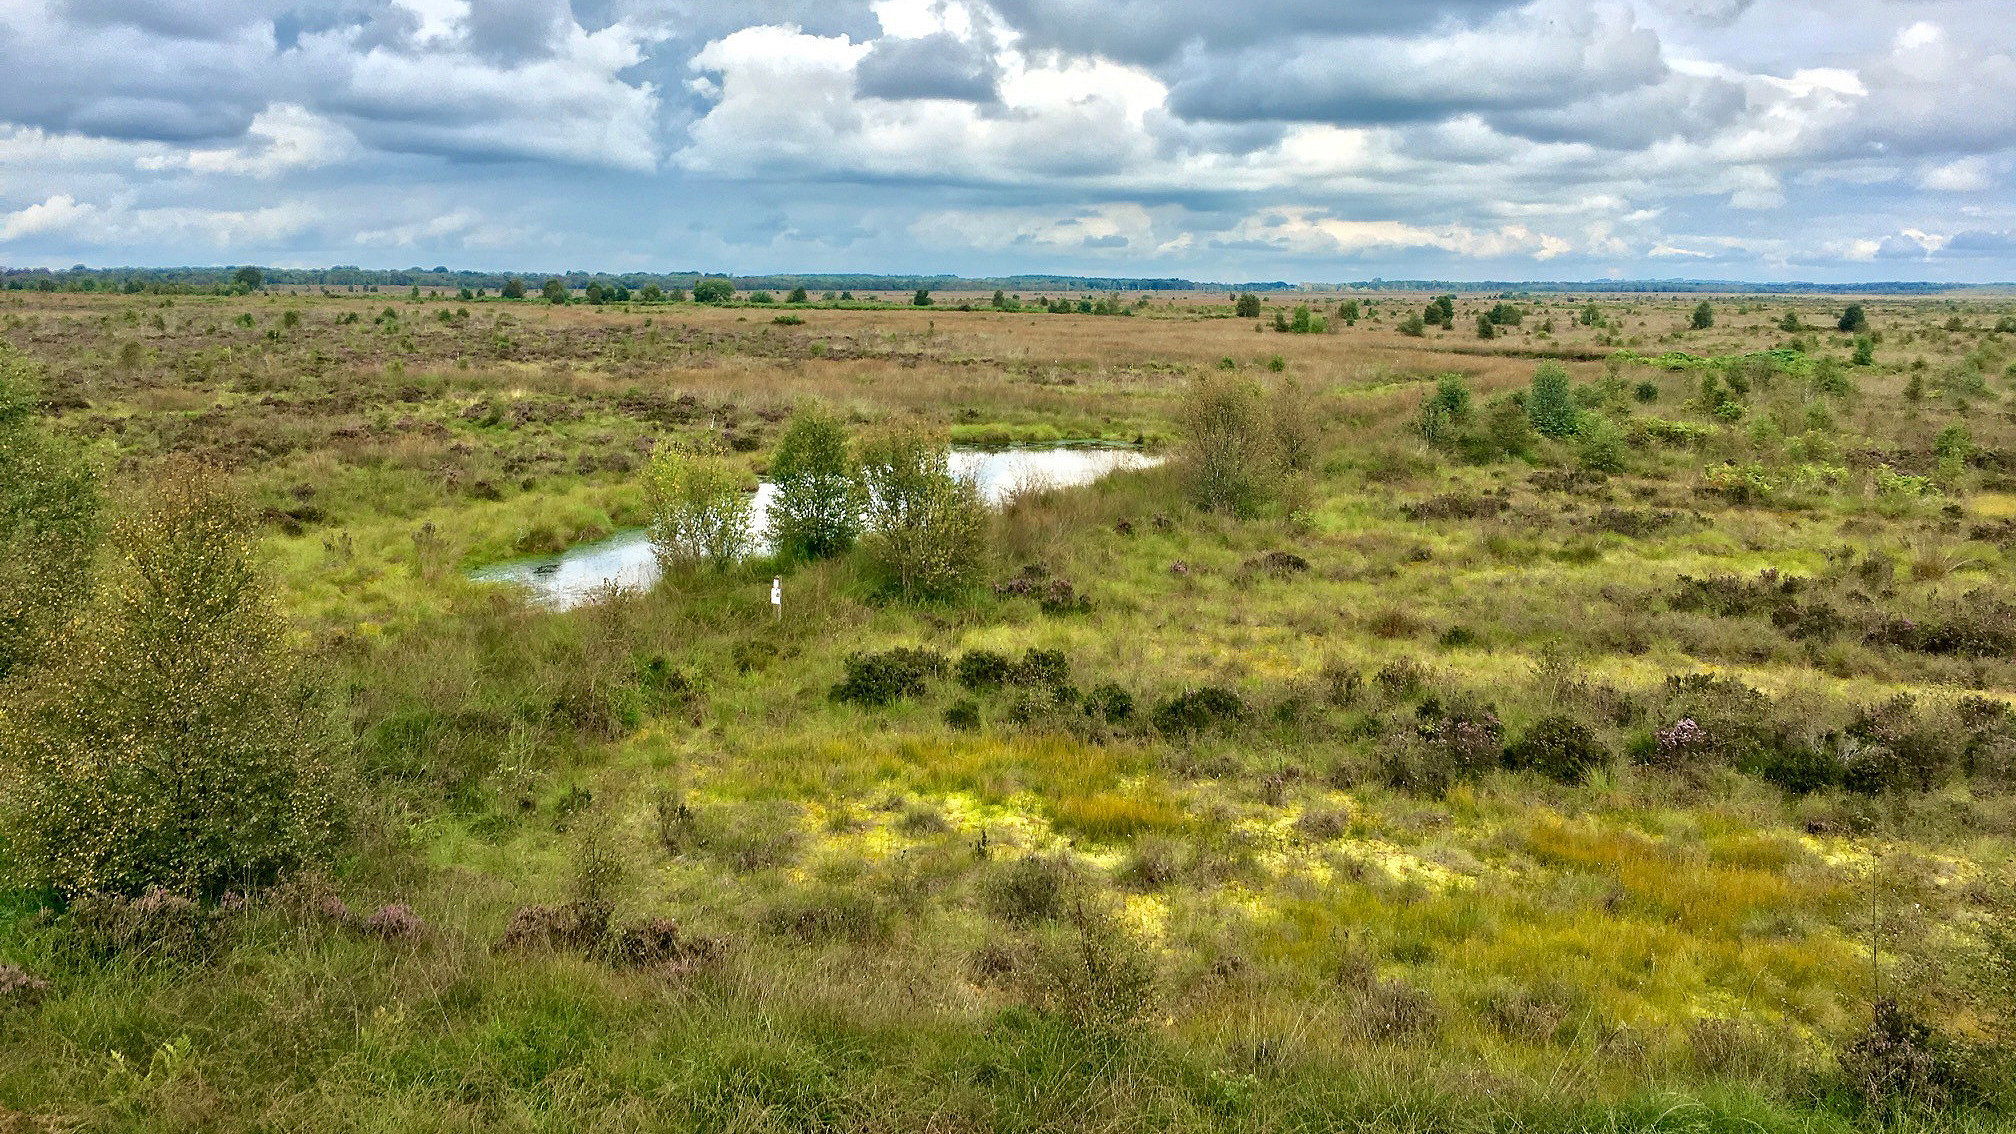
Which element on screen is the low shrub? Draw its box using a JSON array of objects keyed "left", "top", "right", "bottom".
[
  {"left": 982, "top": 854, "right": 1077, "bottom": 926},
  {"left": 1505, "top": 716, "right": 1609, "bottom": 784},
  {"left": 830, "top": 647, "right": 949, "bottom": 706},
  {"left": 1152, "top": 686, "right": 1249, "bottom": 735},
  {"left": 598, "top": 917, "right": 722, "bottom": 972},
  {"left": 955, "top": 649, "right": 1014, "bottom": 691},
  {"left": 67, "top": 889, "right": 221, "bottom": 962},
  {"left": 0, "top": 963, "right": 52, "bottom": 1010},
  {"left": 360, "top": 903, "right": 426, "bottom": 942},
  {"left": 944, "top": 699, "right": 981, "bottom": 732},
  {"left": 495, "top": 902, "right": 609, "bottom": 953}
]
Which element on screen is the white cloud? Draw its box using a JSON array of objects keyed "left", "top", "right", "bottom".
[{"left": 1919, "top": 156, "right": 1993, "bottom": 192}]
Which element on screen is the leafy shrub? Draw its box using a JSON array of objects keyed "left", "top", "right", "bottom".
[
  {"left": 955, "top": 649, "right": 1014, "bottom": 691},
  {"left": 644, "top": 447, "right": 753, "bottom": 569},
  {"left": 0, "top": 462, "right": 342, "bottom": 899},
  {"left": 1526, "top": 363, "right": 1581, "bottom": 437},
  {"left": 1152, "top": 686, "right": 1249, "bottom": 735},
  {"left": 830, "top": 647, "right": 949, "bottom": 706},
  {"left": 765, "top": 402, "right": 859, "bottom": 560},
  {"left": 1009, "top": 648, "right": 1070, "bottom": 689},
  {"left": 1505, "top": 716, "right": 1609, "bottom": 784},
  {"left": 1083, "top": 683, "right": 1134, "bottom": 724},
  {"left": 944, "top": 699, "right": 981, "bottom": 732},
  {"left": 858, "top": 425, "right": 989, "bottom": 600},
  {"left": 1179, "top": 373, "right": 1278, "bottom": 516}
]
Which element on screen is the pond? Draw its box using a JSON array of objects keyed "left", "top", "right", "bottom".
[{"left": 468, "top": 447, "right": 1163, "bottom": 609}]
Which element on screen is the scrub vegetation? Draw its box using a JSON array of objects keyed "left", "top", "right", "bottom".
[{"left": 5, "top": 285, "right": 2016, "bottom": 1131}]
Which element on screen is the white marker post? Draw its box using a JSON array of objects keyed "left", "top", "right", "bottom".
[{"left": 771, "top": 576, "right": 782, "bottom": 620}]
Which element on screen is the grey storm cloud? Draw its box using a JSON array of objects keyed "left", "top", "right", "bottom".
[{"left": 856, "top": 33, "right": 1001, "bottom": 102}]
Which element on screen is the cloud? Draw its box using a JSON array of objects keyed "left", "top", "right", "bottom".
[
  {"left": 987, "top": 0, "right": 1524, "bottom": 64},
  {"left": 856, "top": 32, "right": 1001, "bottom": 102}
]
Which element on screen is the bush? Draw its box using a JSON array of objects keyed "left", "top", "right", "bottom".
[
  {"left": 765, "top": 402, "right": 859, "bottom": 560},
  {"left": 496, "top": 902, "right": 610, "bottom": 953},
  {"left": 1838, "top": 998, "right": 1955, "bottom": 1114},
  {"left": 858, "top": 425, "right": 989, "bottom": 600},
  {"left": 830, "top": 647, "right": 949, "bottom": 706},
  {"left": 67, "top": 888, "right": 222, "bottom": 961},
  {"left": 956, "top": 649, "right": 1014, "bottom": 691},
  {"left": 1505, "top": 716, "right": 1609, "bottom": 784},
  {"left": 1083, "top": 683, "right": 1134, "bottom": 723},
  {"left": 982, "top": 855, "right": 1077, "bottom": 926},
  {"left": 0, "top": 345, "right": 100, "bottom": 679},
  {"left": 1009, "top": 647, "right": 1070, "bottom": 688},
  {"left": 944, "top": 699, "right": 981, "bottom": 731},
  {"left": 1526, "top": 363, "right": 1581, "bottom": 437},
  {"left": 644, "top": 447, "right": 753, "bottom": 569},
  {"left": 1152, "top": 686, "right": 1249, "bottom": 735},
  {"left": 1178, "top": 373, "right": 1278, "bottom": 516},
  {"left": 692, "top": 278, "right": 734, "bottom": 303},
  {"left": 0, "top": 462, "right": 342, "bottom": 899}
]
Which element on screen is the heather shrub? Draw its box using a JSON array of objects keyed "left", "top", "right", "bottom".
[
  {"left": 1505, "top": 715, "right": 1609, "bottom": 784},
  {"left": 830, "top": 647, "right": 948, "bottom": 706},
  {"left": 956, "top": 648, "right": 1014, "bottom": 691},
  {"left": 982, "top": 854, "right": 1077, "bottom": 926},
  {"left": 1151, "top": 686, "right": 1249, "bottom": 735},
  {"left": 67, "top": 889, "right": 221, "bottom": 962},
  {"left": 360, "top": 903, "right": 426, "bottom": 942},
  {"left": 0, "top": 963, "right": 51, "bottom": 1010}
]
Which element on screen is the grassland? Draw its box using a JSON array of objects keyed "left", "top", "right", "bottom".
[{"left": 4, "top": 285, "right": 2016, "bottom": 1131}]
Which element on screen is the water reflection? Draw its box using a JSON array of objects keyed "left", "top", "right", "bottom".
[{"left": 468, "top": 447, "right": 1160, "bottom": 609}]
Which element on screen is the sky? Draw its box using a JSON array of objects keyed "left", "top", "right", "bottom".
[{"left": 0, "top": 0, "right": 2011, "bottom": 283}]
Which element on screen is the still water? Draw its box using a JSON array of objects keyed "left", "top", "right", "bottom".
[{"left": 469, "top": 447, "right": 1161, "bottom": 609}]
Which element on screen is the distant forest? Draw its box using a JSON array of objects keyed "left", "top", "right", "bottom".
[{"left": 0, "top": 264, "right": 1996, "bottom": 296}]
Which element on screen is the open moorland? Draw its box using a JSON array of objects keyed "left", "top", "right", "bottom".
[{"left": 5, "top": 283, "right": 2016, "bottom": 1132}]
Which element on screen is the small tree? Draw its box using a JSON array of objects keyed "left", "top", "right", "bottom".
[
  {"left": 644, "top": 448, "right": 753, "bottom": 570},
  {"left": 766, "top": 402, "right": 859, "bottom": 561},
  {"left": 1839, "top": 304, "right": 1869, "bottom": 333},
  {"left": 1691, "top": 301, "right": 1715, "bottom": 330},
  {"left": 1475, "top": 314, "right": 1497, "bottom": 339},
  {"left": 0, "top": 346, "right": 100, "bottom": 679},
  {"left": 1778, "top": 310, "right": 1802, "bottom": 332},
  {"left": 857, "top": 426, "right": 987, "bottom": 600},
  {"left": 1235, "top": 293, "right": 1262, "bottom": 319},
  {"left": 0, "top": 461, "right": 341, "bottom": 898},
  {"left": 1579, "top": 302, "right": 1602, "bottom": 327},
  {"left": 787, "top": 286, "right": 809, "bottom": 304},
  {"left": 1338, "top": 299, "right": 1360, "bottom": 324},
  {"left": 912, "top": 288, "right": 934, "bottom": 307},
  {"left": 640, "top": 284, "right": 663, "bottom": 303},
  {"left": 501, "top": 277, "right": 527, "bottom": 299},
  {"left": 584, "top": 281, "right": 608, "bottom": 305},
  {"left": 1179, "top": 373, "right": 1278, "bottom": 516},
  {"left": 231, "top": 266, "right": 263, "bottom": 292},
  {"left": 1526, "top": 362, "right": 1581, "bottom": 437},
  {"left": 541, "top": 278, "right": 568, "bottom": 304},
  {"left": 693, "top": 278, "right": 734, "bottom": 304}
]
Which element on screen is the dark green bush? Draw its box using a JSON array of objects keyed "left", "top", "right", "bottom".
[
  {"left": 1152, "top": 686, "right": 1249, "bottom": 735},
  {"left": 1505, "top": 716, "right": 1609, "bottom": 784},
  {"left": 945, "top": 699, "right": 981, "bottom": 732},
  {"left": 830, "top": 648, "right": 949, "bottom": 707},
  {"left": 956, "top": 649, "right": 1015, "bottom": 691}
]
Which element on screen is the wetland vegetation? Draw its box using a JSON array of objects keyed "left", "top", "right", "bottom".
[{"left": 5, "top": 283, "right": 2016, "bottom": 1131}]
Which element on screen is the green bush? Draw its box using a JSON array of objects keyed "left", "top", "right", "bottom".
[
  {"left": 1152, "top": 687, "right": 1248, "bottom": 735},
  {"left": 0, "top": 344, "right": 100, "bottom": 679},
  {"left": 765, "top": 402, "right": 859, "bottom": 561},
  {"left": 0, "top": 461, "right": 343, "bottom": 898},
  {"left": 1178, "top": 373, "right": 1278, "bottom": 516},
  {"left": 1505, "top": 716, "right": 1609, "bottom": 784},
  {"left": 830, "top": 647, "right": 949, "bottom": 707},
  {"left": 1526, "top": 363, "right": 1581, "bottom": 437},
  {"left": 644, "top": 447, "right": 753, "bottom": 570},
  {"left": 857, "top": 425, "right": 989, "bottom": 600}
]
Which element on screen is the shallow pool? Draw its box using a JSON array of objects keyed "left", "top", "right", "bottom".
[{"left": 468, "top": 447, "right": 1161, "bottom": 609}]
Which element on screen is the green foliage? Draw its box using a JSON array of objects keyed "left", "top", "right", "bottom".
[
  {"left": 857, "top": 425, "right": 989, "bottom": 600},
  {"left": 692, "top": 278, "right": 735, "bottom": 304},
  {"left": 540, "top": 278, "right": 567, "bottom": 304},
  {"left": 1486, "top": 303, "right": 1525, "bottom": 326},
  {"left": 1178, "top": 373, "right": 1279, "bottom": 516},
  {"left": 787, "top": 287, "right": 809, "bottom": 304},
  {"left": 1579, "top": 302, "right": 1602, "bottom": 327},
  {"left": 1234, "top": 293, "right": 1262, "bottom": 319},
  {"left": 1525, "top": 363, "right": 1581, "bottom": 438},
  {"left": 1337, "top": 299, "right": 1359, "bottom": 324},
  {"left": 643, "top": 447, "right": 754, "bottom": 570},
  {"left": 1425, "top": 295, "right": 1456, "bottom": 328},
  {"left": 912, "top": 289, "right": 934, "bottom": 307},
  {"left": 231, "top": 265, "right": 263, "bottom": 291},
  {"left": 1475, "top": 314, "right": 1496, "bottom": 340},
  {"left": 1778, "top": 311, "right": 1802, "bottom": 332},
  {"left": 1416, "top": 374, "right": 1473, "bottom": 444},
  {"left": 0, "top": 345, "right": 100, "bottom": 679},
  {"left": 0, "top": 461, "right": 342, "bottom": 898},
  {"left": 830, "top": 647, "right": 949, "bottom": 706},
  {"left": 766, "top": 402, "right": 859, "bottom": 561},
  {"left": 1398, "top": 315, "right": 1427, "bottom": 337},
  {"left": 1574, "top": 416, "right": 1628, "bottom": 473},
  {"left": 1691, "top": 302, "right": 1715, "bottom": 330},
  {"left": 640, "top": 283, "right": 663, "bottom": 302},
  {"left": 1505, "top": 715, "right": 1609, "bottom": 784},
  {"left": 1853, "top": 336, "right": 1876, "bottom": 367},
  {"left": 1839, "top": 304, "right": 1869, "bottom": 333}
]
